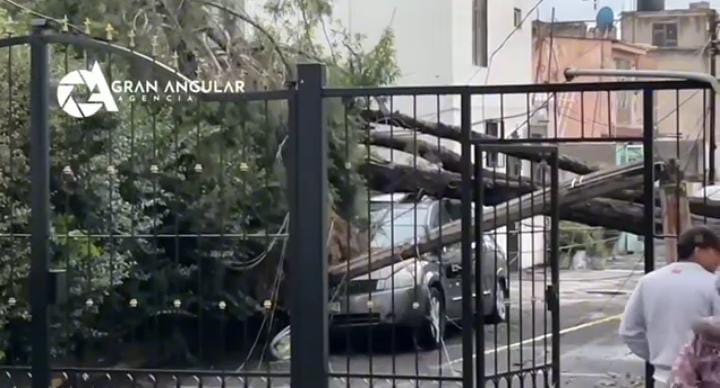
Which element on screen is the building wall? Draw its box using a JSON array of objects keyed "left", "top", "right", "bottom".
[
  {"left": 622, "top": 11, "right": 711, "bottom": 50},
  {"left": 449, "top": 0, "right": 533, "bottom": 146},
  {"left": 532, "top": 30, "right": 651, "bottom": 139},
  {"left": 331, "top": 0, "right": 532, "bottom": 136},
  {"left": 333, "top": 0, "right": 454, "bottom": 87},
  {"left": 559, "top": 139, "right": 703, "bottom": 180},
  {"left": 621, "top": 10, "right": 715, "bottom": 142}
]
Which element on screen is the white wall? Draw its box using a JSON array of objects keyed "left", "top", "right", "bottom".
[
  {"left": 334, "top": 0, "right": 453, "bottom": 86},
  {"left": 332, "top": 0, "right": 533, "bottom": 141},
  {"left": 450, "top": 0, "right": 533, "bottom": 86}
]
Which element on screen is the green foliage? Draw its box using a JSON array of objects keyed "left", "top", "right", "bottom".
[
  {"left": 559, "top": 222, "right": 611, "bottom": 259},
  {"left": 0, "top": 0, "right": 400, "bottom": 366}
]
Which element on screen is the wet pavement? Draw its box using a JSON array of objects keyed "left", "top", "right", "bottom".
[{"left": 246, "top": 255, "right": 651, "bottom": 388}]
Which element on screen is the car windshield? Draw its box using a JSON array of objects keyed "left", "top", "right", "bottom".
[{"left": 370, "top": 205, "right": 430, "bottom": 249}]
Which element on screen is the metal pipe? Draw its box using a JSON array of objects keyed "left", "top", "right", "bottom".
[{"left": 564, "top": 68, "right": 720, "bottom": 95}]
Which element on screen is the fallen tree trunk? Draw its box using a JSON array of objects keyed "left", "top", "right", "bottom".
[
  {"left": 590, "top": 188, "right": 720, "bottom": 220},
  {"left": 329, "top": 161, "right": 657, "bottom": 283},
  {"left": 562, "top": 198, "right": 720, "bottom": 235},
  {"left": 367, "top": 131, "right": 464, "bottom": 173},
  {"left": 689, "top": 197, "right": 720, "bottom": 219},
  {"left": 361, "top": 162, "right": 536, "bottom": 205},
  {"left": 361, "top": 109, "right": 598, "bottom": 175},
  {"left": 561, "top": 198, "right": 645, "bottom": 235}
]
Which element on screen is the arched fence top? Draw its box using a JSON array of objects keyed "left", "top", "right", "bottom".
[{"left": 0, "top": 28, "right": 292, "bottom": 103}]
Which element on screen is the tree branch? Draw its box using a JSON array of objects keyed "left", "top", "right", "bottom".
[
  {"left": 361, "top": 109, "right": 598, "bottom": 175},
  {"left": 195, "top": 0, "right": 294, "bottom": 78},
  {"left": 360, "top": 162, "right": 536, "bottom": 205}
]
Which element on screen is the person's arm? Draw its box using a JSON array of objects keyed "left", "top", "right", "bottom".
[
  {"left": 619, "top": 280, "right": 650, "bottom": 360},
  {"left": 713, "top": 275, "right": 720, "bottom": 315}
]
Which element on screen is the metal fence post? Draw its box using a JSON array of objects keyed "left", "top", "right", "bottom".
[
  {"left": 289, "top": 63, "right": 329, "bottom": 388},
  {"left": 550, "top": 151, "right": 560, "bottom": 387},
  {"left": 643, "top": 88, "right": 656, "bottom": 388},
  {"left": 459, "top": 91, "right": 474, "bottom": 388},
  {"left": 29, "top": 19, "right": 51, "bottom": 388}
]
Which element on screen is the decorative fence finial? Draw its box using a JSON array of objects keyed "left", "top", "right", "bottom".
[
  {"left": 105, "top": 23, "right": 115, "bottom": 41},
  {"left": 172, "top": 51, "right": 179, "bottom": 69},
  {"left": 83, "top": 17, "right": 91, "bottom": 35},
  {"left": 61, "top": 15, "right": 69, "bottom": 32},
  {"left": 128, "top": 29, "right": 136, "bottom": 48}
]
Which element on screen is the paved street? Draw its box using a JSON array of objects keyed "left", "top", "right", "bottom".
[{"left": 232, "top": 257, "right": 649, "bottom": 388}]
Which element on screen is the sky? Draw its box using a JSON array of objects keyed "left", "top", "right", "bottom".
[{"left": 538, "top": 0, "right": 720, "bottom": 21}]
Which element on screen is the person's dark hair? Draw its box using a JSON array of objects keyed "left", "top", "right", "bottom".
[{"left": 677, "top": 226, "right": 720, "bottom": 261}]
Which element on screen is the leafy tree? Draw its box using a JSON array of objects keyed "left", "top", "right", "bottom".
[{"left": 0, "top": 0, "right": 399, "bottom": 365}]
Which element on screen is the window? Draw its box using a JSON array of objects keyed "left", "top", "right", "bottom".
[
  {"left": 485, "top": 120, "right": 504, "bottom": 168},
  {"left": 652, "top": 23, "right": 678, "bottom": 47},
  {"left": 473, "top": 0, "right": 488, "bottom": 66},
  {"left": 514, "top": 8, "right": 523, "bottom": 28}
]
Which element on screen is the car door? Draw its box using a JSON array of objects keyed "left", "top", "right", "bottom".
[
  {"left": 480, "top": 235, "right": 507, "bottom": 314},
  {"left": 442, "top": 242, "right": 464, "bottom": 320}
]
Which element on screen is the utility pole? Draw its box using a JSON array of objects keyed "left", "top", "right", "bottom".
[{"left": 709, "top": 9, "right": 718, "bottom": 183}]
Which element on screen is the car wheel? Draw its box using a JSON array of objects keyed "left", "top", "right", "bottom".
[
  {"left": 486, "top": 279, "right": 507, "bottom": 324},
  {"left": 416, "top": 287, "right": 446, "bottom": 350}
]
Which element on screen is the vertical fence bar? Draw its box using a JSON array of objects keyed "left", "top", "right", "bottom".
[
  {"left": 29, "top": 19, "right": 50, "bottom": 388},
  {"left": 642, "top": 88, "right": 656, "bottom": 388},
  {"left": 473, "top": 145, "right": 485, "bottom": 388},
  {"left": 550, "top": 151, "right": 560, "bottom": 388},
  {"left": 289, "top": 63, "right": 329, "bottom": 388},
  {"left": 460, "top": 91, "right": 474, "bottom": 388}
]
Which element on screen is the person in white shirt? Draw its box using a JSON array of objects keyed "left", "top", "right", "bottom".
[{"left": 619, "top": 226, "right": 720, "bottom": 387}]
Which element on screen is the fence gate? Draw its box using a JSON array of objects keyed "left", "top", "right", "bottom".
[
  {"left": 1, "top": 19, "right": 718, "bottom": 388},
  {"left": 463, "top": 144, "right": 560, "bottom": 387},
  {"left": 1, "top": 20, "right": 294, "bottom": 388}
]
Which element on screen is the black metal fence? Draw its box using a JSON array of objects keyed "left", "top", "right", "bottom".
[{"left": 0, "top": 19, "right": 718, "bottom": 388}]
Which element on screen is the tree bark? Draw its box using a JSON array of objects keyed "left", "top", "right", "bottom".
[
  {"left": 360, "top": 162, "right": 536, "bottom": 205},
  {"left": 367, "top": 131, "right": 463, "bottom": 173},
  {"left": 361, "top": 109, "right": 598, "bottom": 175},
  {"left": 330, "top": 162, "right": 651, "bottom": 283},
  {"left": 596, "top": 189, "right": 720, "bottom": 220},
  {"left": 561, "top": 198, "right": 645, "bottom": 235},
  {"left": 689, "top": 198, "right": 720, "bottom": 219}
]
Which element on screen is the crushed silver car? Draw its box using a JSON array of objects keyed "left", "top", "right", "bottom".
[
  {"left": 269, "top": 198, "right": 509, "bottom": 361},
  {"left": 328, "top": 198, "right": 509, "bottom": 349}
]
